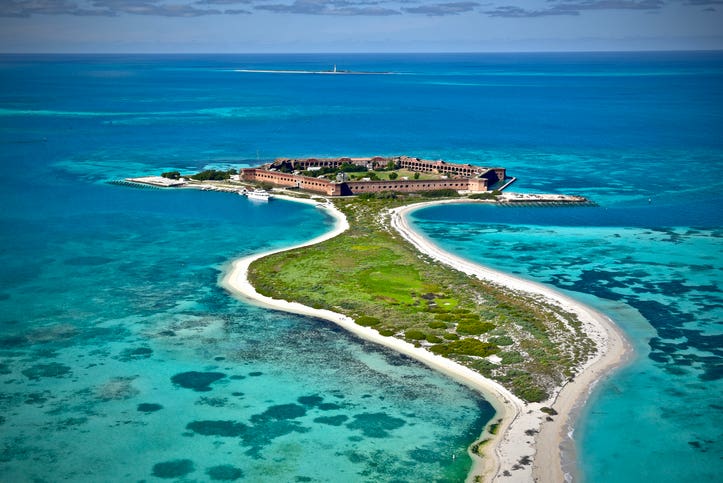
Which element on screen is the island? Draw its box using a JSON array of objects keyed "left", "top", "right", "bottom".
[{"left": 126, "top": 156, "right": 629, "bottom": 482}]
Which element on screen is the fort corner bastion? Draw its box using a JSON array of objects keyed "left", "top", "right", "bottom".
[{"left": 240, "top": 155, "right": 508, "bottom": 196}]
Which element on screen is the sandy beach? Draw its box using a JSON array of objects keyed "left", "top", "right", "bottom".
[
  {"left": 221, "top": 195, "right": 631, "bottom": 482},
  {"left": 391, "top": 200, "right": 632, "bottom": 482}
]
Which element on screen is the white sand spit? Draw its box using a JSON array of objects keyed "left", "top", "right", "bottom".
[{"left": 221, "top": 196, "right": 631, "bottom": 483}]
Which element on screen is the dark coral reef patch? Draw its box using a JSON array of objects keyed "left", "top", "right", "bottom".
[
  {"left": 22, "top": 362, "right": 71, "bottom": 380},
  {"left": 347, "top": 412, "right": 406, "bottom": 438},
  {"left": 137, "top": 403, "right": 163, "bottom": 413},
  {"left": 171, "top": 371, "right": 226, "bottom": 392},
  {"left": 206, "top": 464, "right": 244, "bottom": 481},
  {"left": 152, "top": 459, "right": 195, "bottom": 478}
]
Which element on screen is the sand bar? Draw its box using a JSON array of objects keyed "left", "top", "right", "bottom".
[
  {"left": 221, "top": 195, "right": 631, "bottom": 482},
  {"left": 391, "top": 200, "right": 632, "bottom": 482}
]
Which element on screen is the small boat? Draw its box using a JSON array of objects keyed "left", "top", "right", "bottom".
[{"left": 246, "top": 188, "right": 272, "bottom": 201}]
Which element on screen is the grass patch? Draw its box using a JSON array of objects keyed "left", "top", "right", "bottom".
[
  {"left": 248, "top": 196, "right": 595, "bottom": 402},
  {"left": 356, "top": 316, "right": 381, "bottom": 327},
  {"left": 405, "top": 329, "right": 427, "bottom": 341},
  {"left": 430, "top": 339, "right": 500, "bottom": 358}
]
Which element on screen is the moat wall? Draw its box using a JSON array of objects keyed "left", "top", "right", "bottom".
[
  {"left": 242, "top": 156, "right": 506, "bottom": 197},
  {"left": 241, "top": 169, "right": 492, "bottom": 196}
]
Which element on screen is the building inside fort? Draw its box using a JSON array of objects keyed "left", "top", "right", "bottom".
[{"left": 240, "top": 156, "right": 507, "bottom": 197}]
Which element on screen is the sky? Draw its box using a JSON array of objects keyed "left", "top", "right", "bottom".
[{"left": 0, "top": 0, "right": 721, "bottom": 52}]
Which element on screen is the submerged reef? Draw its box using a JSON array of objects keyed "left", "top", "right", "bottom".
[
  {"left": 152, "top": 459, "right": 195, "bottom": 478},
  {"left": 171, "top": 371, "right": 226, "bottom": 392}
]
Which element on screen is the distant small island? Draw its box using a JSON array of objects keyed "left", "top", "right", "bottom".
[{"left": 234, "top": 65, "right": 393, "bottom": 75}]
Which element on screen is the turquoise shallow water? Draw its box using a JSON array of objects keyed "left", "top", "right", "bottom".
[
  {"left": 1, "top": 52, "right": 722, "bottom": 481},
  {"left": 0, "top": 188, "right": 490, "bottom": 481},
  {"left": 410, "top": 204, "right": 722, "bottom": 481}
]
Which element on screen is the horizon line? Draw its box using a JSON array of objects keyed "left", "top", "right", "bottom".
[{"left": 1, "top": 48, "right": 722, "bottom": 55}]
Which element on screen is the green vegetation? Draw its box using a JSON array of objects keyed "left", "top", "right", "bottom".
[
  {"left": 430, "top": 339, "right": 500, "bottom": 358},
  {"left": 420, "top": 189, "right": 460, "bottom": 198},
  {"left": 405, "top": 329, "right": 427, "bottom": 340},
  {"left": 291, "top": 162, "right": 441, "bottom": 184},
  {"left": 161, "top": 171, "right": 181, "bottom": 180},
  {"left": 469, "top": 189, "right": 501, "bottom": 200},
  {"left": 470, "top": 438, "right": 490, "bottom": 455},
  {"left": 356, "top": 191, "right": 399, "bottom": 201},
  {"left": 248, "top": 197, "right": 596, "bottom": 403},
  {"left": 356, "top": 316, "right": 381, "bottom": 327},
  {"left": 499, "top": 351, "right": 524, "bottom": 365},
  {"left": 489, "top": 335, "right": 514, "bottom": 346},
  {"left": 190, "top": 169, "right": 234, "bottom": 181}
]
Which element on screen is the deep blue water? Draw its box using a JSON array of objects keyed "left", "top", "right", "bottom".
[{"left": 1, "top": 52, "right": 722, "bottom": 481}]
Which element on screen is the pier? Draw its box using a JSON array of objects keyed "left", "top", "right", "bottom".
[
  {"left": 108, "top": 179, "right": 165, "bottom": 190},
  {"left": 497, "top": 192, "right": 595, "bottom": 207},
  {"left": 123, "top": 176, "right": 187, "bottom": 187}
]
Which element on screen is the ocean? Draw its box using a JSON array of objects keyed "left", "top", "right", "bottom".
[{"left": 0, "top": 52, "right": 721, "bottom": 481}]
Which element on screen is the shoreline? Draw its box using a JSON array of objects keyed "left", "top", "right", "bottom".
[
  {"left": 220, "top": 195, "right": 631, "bottom": 482},
  {"left": 391, "top": 200, "right": 632, "bottom": 482}
]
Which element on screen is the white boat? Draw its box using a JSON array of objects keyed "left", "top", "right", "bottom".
[{"left": 246, "top": 188, "right": 272, "bottom": 201}]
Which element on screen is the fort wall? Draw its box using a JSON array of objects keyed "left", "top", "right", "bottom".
[
  {"left": 272, "top": 156, "right": 505, "bottom": 181},
  {"left": 241, "top": 168, "right": 490, "bottom": 196},
  {"left": 241, "top": 169, "right": 342, "bottom": 196},
  {"left": 344, "top": 177, "right": 487, "bottom": 195},
  {"left": 245, "top": 155, "right": 505, "bottom": 197}
]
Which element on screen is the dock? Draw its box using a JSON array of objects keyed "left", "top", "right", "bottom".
[
  {"left": 124, "top": 176, "right": 187, "bottom": 187},
  {"left": 498, "top": 192, "right": 595, "bottom": 207}
]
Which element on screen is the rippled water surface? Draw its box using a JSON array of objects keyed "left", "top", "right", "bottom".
[{"left": 1, "top": 52, "right": 722, "bottom": 481}]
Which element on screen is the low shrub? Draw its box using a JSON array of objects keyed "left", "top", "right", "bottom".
[
  {"left": 517, "top": 386, "right": 548, "bottom": 403},
  {"left": 405, "top": 329, "right": 426, "bottom": 340},
  {"left": 499, "top": 351, "right": 524, "bottom": 364},
  {"left": 161, "top": 171, "right": 181, "bottom": 180},
  {"left": 420, "top": 189, "right": 460, "bottom": 198},
  {"left": 356, "top": 316, "right": 381, "bottom": 327},
  {"left": 434, "top": 313, "right": 456, "bottom": 322},
  {"left": 428, "top": 321, "right": 447, "bottom": 329},
  {"left": 190, "top": 169, "right": 231, "bottom": 181},
  {"left": 430, "top": 339, "right": 499, "bottom": 358},
  {"left": 469, "top": 359, "right": 496, "bottom": 375},
  {"left": 506, "top": 372, "right": 549, "bottom": 403},
  {"left": 469, "top": 191, "right": 499, "bottom": 200},
  {"left": 457, "top": 320, "right": 495, "bottom": 335},
  {"left": 489, "top": 335, "right": 514, "bottom": 346}
]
